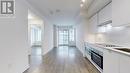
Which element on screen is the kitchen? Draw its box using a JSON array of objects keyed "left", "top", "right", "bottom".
[
  {"left": 1, "top": 0, "right": 130, "bottom": 73},
  {"left": 83, "top": 0, "right": 130, "bottom": 73}
]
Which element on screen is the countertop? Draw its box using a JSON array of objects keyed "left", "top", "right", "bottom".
[{"left": 85, "top": 42, "right": 130, "bottom": 57}]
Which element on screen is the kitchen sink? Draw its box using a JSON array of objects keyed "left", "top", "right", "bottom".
[{"left": 115, "top": 48, "right": 130, "bottom": 53}]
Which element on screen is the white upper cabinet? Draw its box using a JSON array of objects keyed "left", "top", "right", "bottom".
[
  {"left": 89, "top": 14, "right": 98, "bottom": 34},
  {"left": 98, "top": 3, "right": 112, "bottom": 25},
  {"left": 112, "top": 0, "right": 130, "bottom": 26}
]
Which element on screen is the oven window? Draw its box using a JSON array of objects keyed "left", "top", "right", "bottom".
[{"left": 91, "top": 51, "right": 103, "bottom": 69}]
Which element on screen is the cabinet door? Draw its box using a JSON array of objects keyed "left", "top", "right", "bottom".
[
  {"left": 98, "top": 3, "right": 112, "bottom": 24},
  {"left": 112, "top": 0, "right": 130, "bottom": 26},
  {"left": 103, "top": 50, "right": 119, "bottom": 73},
  {"left": 89, "top": 14, "right": 98, "bottom": 34},
  {"left": 85, "top": 46, "right": 91, "bottom": 60},
  {"left": 119, "top": 54, "right": 130, "bottom": 73}
]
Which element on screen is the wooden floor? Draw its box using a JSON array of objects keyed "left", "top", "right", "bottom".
[{"left": 24, "top": 46, "right": 100, "bottom": 73}]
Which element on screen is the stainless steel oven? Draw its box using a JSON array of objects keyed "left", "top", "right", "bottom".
[{"left": 91, "top": 50, "right": 103, "bottom": 69}]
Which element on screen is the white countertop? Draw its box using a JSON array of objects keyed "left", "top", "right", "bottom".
[{"left": 85, "top": 42, "right": 130, "bottom": 57}]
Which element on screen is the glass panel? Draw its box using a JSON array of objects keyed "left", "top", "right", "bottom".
[
  {"left": 58, "top": 27, "right": 75, "bottom": 46},
  {"left": 31, "top": 25, "right": 42, "bottom": 46},
  {"left": 58, "top": 30, "right": 69, "bottom": 45}
]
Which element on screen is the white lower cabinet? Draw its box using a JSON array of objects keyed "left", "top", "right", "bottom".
[
  {"left": 119, "top": 54, "right": 130, "bottom": 73},
  {"left": 103, "top": 49, "right": 130, "bottom": 73},
  {"left": 103, "top": 50, "right": 120, "bottom": 73}
]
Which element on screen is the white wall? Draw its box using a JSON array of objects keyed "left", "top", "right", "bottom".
[
  {"left": 76, "top": 18, "right": 89, "bottom": 54},
  {"left": 42, "top": 20, "right": 54, "bottom": 55},
  {"left": 0, "top": 0, "right": 29, "bottom": 73}
]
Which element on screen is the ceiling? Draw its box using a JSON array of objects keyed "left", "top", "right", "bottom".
[
  {"left": 27, "top": 0, "right": 111, "bottom": 26},
  {"left": 27, "top": 0, "right": 81, "bottom": 26}
]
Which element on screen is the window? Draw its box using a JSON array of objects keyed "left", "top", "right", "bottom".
[{"left": 31, "top": 25, "right": 42, "bottom": 46}]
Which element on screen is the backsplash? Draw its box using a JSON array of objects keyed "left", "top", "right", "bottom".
[{"left": 95, "top": 27, "right": 130, "bottom": 47}]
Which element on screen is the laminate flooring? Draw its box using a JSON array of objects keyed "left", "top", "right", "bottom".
[{"left": 24, "top": 46, "right": 100, "bottom": 73}]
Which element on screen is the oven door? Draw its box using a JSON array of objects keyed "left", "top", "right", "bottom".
[{"left": 91, "top": 51, "right": 103, "bottom": 69}]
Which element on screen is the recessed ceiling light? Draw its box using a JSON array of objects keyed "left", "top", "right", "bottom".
[
  {"left": 82, "top": 0, "right": 86, "bottom": 3},
  {"left": 80, "top": 4, "right": 83, "bottom": 7}
]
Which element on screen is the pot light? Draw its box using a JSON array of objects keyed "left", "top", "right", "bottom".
[
  {"left": 80, "top": 4, "right": 83, "bottom": 7},
  {"left": 82, "top": 0, "right": 86, "bottom": 3}
]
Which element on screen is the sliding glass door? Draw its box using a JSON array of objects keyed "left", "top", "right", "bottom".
[
  {"left": 58, "top": 29, "right": 69, "bottom": 46},
  {"left": 58, "top": 27, "right": 76, "bottom": 46}
]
